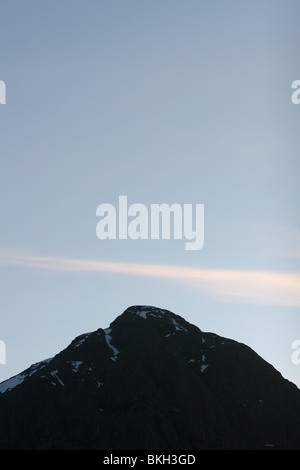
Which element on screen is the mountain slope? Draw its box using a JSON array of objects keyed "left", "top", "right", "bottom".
[{"left": 0, "top": 305, "right": 300, "bottom": 450}]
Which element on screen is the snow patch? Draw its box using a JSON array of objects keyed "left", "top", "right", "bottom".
[
  {"left": 149, "top": 308, "right": 164, "bottom": 319},
  {"left": 0, "top": 357, "right": 53, "bottom": 394},
  {"left": 170, "top": 318, "right": 188, "bottom": 333},
  {"left": 135, "top": 307, "right": 165, "bottom": 319},
  {"left": 0, "top": 373, "right": 27, "bottom": 393},
  {"left": 188, "top": 359, "right": 209, "bottom": 371},
  {"left": 136, "top": 310, "right": 148, "bottom": 319},
  {"left": 50, "top": 370, "right": 64, "bottom": 386},
  {"left": 69, "top": 361, "right": 83, "bottom": 372},
  {"left": 74, "top": 333, "right": 92, "bottom": 348},
  {"left": 104, "top": 328, "right": 120, "bottom": 361},
  {"left": 28, "top": 357, "right": 53, "bottom": 375}
]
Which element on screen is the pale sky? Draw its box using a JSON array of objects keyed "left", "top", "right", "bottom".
[{"left": 0, "top": 0, "right": 299, "bottom": 387}]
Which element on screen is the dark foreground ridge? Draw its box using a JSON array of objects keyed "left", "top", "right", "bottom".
[{"left": 0, "top": 305, "right": 300, "bottom": 450}]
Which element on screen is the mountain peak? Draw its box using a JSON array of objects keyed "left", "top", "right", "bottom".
[{"left": 112, "top": 304, "right": 195, "bottom": 335}]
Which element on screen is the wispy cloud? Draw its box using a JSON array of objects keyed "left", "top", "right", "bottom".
[{"left": 1, "top": 250, "right": 300, "bottom": 307}]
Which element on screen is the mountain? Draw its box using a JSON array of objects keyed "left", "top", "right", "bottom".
[{"left": 0, "top": 305, "right": 300, "bottom": 450}]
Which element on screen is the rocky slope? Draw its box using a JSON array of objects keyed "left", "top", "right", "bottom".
[{"left": 0, "top": 305, "right": 300, "bottom": 450}]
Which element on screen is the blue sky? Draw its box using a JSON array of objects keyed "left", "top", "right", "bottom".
[{"left": 0, "top": 1, "right": 299, "bottom": 387}]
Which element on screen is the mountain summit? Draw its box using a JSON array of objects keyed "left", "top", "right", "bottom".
[{"left": 0, "top": 305, "right": 300, "bottom": 450}]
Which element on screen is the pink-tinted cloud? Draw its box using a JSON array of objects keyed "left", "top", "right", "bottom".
[{"left": 0, "top": 251, "right": 299, "bottom": 307}]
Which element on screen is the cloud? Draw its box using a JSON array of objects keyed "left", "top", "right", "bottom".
[{"left": 0, "top": 250, "right": 300, "bottom": 307}]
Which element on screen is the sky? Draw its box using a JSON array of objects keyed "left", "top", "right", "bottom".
[{"left": 0, "top": 0, "right": 299, "bottom": 388}]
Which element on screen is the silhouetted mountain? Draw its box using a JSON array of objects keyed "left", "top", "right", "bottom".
[{"left": 0, "top": 305, "right": 300, "bottom": 450}]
